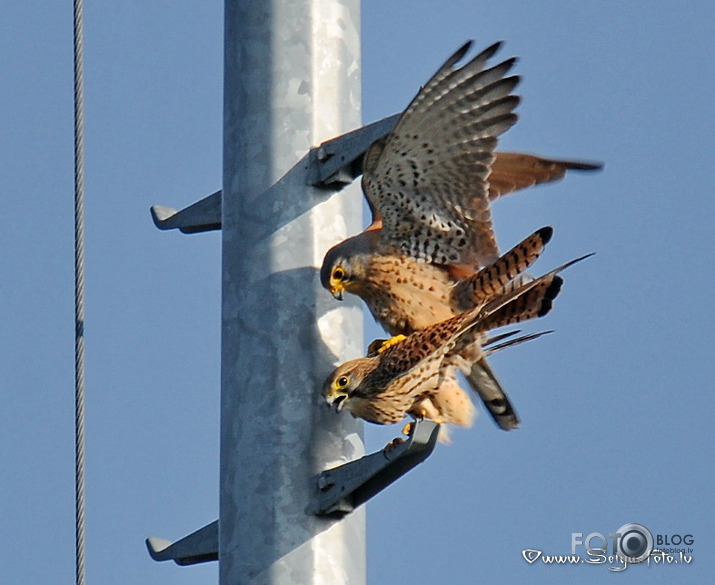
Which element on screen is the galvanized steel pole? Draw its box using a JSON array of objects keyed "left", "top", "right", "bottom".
[{"left": 220, "top": 2, "right": 365, "bottom": 584}]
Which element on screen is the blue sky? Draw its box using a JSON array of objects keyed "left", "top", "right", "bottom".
[{"left": 2, "top": 1, "right": 713, "bottom": 584}]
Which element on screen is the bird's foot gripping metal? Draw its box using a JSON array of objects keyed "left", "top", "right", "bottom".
[
  {"left": 401, "top": 421, "right": 415, "bottom": 437},
  {"left": 366, "top": 334, "right": 408, "bottom": 356},
  {"left": 310, "top": 419, "right": 440, "bottom": 517}
]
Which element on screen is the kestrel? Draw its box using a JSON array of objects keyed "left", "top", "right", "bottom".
[
  {"left": 366, "top": 329, "right": 553, "bottom": 442},
  {"left": 323, "top": 254, "right": 583, "bottom": 429},
  {"left": 320, "top": 40, "right": 600, "bottom": 430}
]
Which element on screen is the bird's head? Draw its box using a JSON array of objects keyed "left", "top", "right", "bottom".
[
  {"left": 320, "top": 237, "right": 372, "bottom": 301},
  {"left": 322, "top": 359, "right": 372, "bottom": 413}
]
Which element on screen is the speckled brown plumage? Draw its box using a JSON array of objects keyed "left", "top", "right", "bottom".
[
  {"left": 323, "top": 264, "right": 571, "bottom": 428},
  {"left": 320, "top": 41, "right": 600, "bottom": 431}
]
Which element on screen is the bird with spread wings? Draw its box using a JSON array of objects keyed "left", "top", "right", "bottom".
[{"left": 320, "top": 40, "right": 600, "bottom": 430}]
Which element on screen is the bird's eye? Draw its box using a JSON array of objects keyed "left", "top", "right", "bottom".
[
  {"left": 332, "top": 267, "right": 345, "bottom": 282},
  {"left": 336, "top": 376, "right": 349, "bottom": 389}
]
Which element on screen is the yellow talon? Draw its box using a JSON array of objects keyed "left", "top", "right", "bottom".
[
  {"left": 366, "top": 338, "right": 388, "bottom": 356},
  {"left": 381, "top": 334, "right": 407, "bottom": 352},
  {"left": 367, "top": 334, "right": 408, "bottom": 356},
  {"left": 402, "top": 422, "right": 415, "bottom": 436},
  {"left": 383, "top": 437, "right": 405, "bottom": 453}
]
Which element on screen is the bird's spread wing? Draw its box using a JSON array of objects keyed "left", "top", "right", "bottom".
[
  {"left": 488, "top": 153, "right": 603, "bottom": 201},
  {"left": 362, "top": 41, "right": 520, "bottom": 267},
  {"left": 366, "top": 309, "right": 476, "bottom": 392}
]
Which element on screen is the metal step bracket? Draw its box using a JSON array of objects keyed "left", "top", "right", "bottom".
[
  {"left": 146, "top": 520, "right": 218, "bottom": 566},
  {"left": 149, "top": 113, "right": 400, "bottom": 234},
  {"left": 150, "top": 190, "right": 222, "bottom": 234},
  {"left": 146, "top": 420, "right": 439, "bottom": 564},
  {"left": 311, "top": 419, "right": 440, "bottom": 517},
  {"left": 306, "top": 112, "right": 400, "bottom": 187}
]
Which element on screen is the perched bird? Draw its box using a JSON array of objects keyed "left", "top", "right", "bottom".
[
  {"left": 323, "top": 254, "right": 584, "bottom": 429},
  {"left": 320, "top": 40, "right": 601, "bottom": 429},
  {"left": 365, "top": 329, "right": 555, "bottom": 442}
]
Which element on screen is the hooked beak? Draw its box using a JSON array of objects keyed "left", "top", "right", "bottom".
[
  {"left": 334, "top": 394, "right": 347, "bottom": 412},
  {"left": 330, "top": 287, "right": 344, "bottom": 301},
  {"left": 326, "top": 393, "right": 348, "bottom": 412}
]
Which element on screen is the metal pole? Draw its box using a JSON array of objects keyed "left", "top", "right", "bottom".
[{"left": 221, "top": 2, "right": 365, "bottom": 584}]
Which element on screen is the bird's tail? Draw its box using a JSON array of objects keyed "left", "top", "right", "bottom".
[
  {"left": 464, "top": 332, "right": 557, "bottom": 432},
  {"left": 476, "top": 253, "right": 592, "bottom": 331},
  {"left": 460, "top": 273, "right": 560, "bottom": 431},
  {"left": 464, "top": 355, "right": 519, "bottom": 430},
  {"left": 457, "top": 253, "right": 592, "bottom": 430},
  {"left": 483, "top": 329, "right": 553, "bottom": 354},
  {"left": 451, "top": 226, "right": 554, "bottom": 311}
]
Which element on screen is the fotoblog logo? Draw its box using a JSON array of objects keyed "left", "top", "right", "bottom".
[
  {"left": 523, "top": 522, "right": 693, "bottom": 570},
  {"left": 572, "top": 523, "right": 653, "bottom": 563}
]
